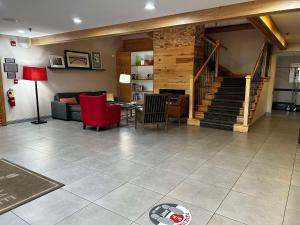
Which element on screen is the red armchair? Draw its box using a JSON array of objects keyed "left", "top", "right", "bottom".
[{"left": 80, "top": 94, "right": 121, "bottom": 131}]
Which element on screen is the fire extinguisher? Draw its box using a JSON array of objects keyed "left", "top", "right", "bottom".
[{"left": 7, "top": 88, "right": 16, "bottom": 107}]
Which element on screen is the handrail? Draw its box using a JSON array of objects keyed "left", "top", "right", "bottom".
[
  {"left": 242, "top": 42, "right": 269, "bottom": 127},
  {"left": 194, "top": 43, "right": 220, "bottom": 83},
  {"left": 205, "top": 35, "right": 228, "bottom": 51},
  {"left": 250, "top": 42, "right": 267, "bottom": 78}
]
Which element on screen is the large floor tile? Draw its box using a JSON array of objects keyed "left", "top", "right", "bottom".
[
  {"left": 56, "top": 203, "right": 132, "bottom": 225},
  {"left": 203, "top": 155, "right": 250, "bottom": 173},
  {"left": 233, "top": 175, "right": 290, "bottom": 204},
  {"left": 283, "top": 208, "right": 300, "bottom": 225},
  {"left": 99, "top": 160, "right": 150, "bottom": 181},
  {"left": 291, "top": 170, "right": 300, "bottom": 186},
  {"left": 136, "top": 196, "right": 213, "bottom": 225},
  {"left": 156, "top": 156, "right": 206, "bottom": 176},
  {"left": 129, "top": 150, "right": 172, "bottom": 167},
  {"left": 42, "top": 165, "right": 97, "bottom": 185},
  {"left": 190, "top": 165, "right": 240, "bottom": 188},
  {"left": 207, "top": 214, "right": 246, "bottom": 225},
  {"left": 13, "top": 189, "right": 89, "bottom": 225},
  {"left": 95, "top": 183, "right": 162, "bottom": 221},
  {"left": 63, "top": 173, "right": 126, "bottom": 201},
  {"left": 0, "top": 212, "right": 29, "bottom": 225},
  {"left": 243, "top": 162, "right": 292, "bottom": 183},
  {"left": 130, "top": 168, "right": 185, "bottom": 195},
  {"left": 168, "top": 179, "right": 230, "bottom": 212},
  {"left": 286, "top": 185, "right": 300, "bottom": 211},
  {"left": 217, "top": 191, "right": 285, "bottom": 225},
  {"left": 252, "top": 152, "right": 295, "bottom": 169}
]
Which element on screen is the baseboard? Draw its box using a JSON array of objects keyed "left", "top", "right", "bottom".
[{"left": 6, "top": 116, "right": 52, "bottom": 125}]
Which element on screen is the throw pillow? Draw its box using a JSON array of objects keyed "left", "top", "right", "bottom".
[
  {"left": 60, "top": 97, "right": 78, "bottom": 105},
  {"left": 107, "top": 93, "right": 114, "bottom": 102}
]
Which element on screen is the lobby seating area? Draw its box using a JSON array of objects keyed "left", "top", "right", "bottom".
[{"left": 51, "top": 91, "right": 107, "bottom": 121}]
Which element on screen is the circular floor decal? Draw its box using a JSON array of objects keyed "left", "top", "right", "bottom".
[{"left": 149, "top": 203, "right": 192, "bottom": 225}]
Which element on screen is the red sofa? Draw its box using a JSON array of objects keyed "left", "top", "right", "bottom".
[{"left": 80, "top": 94, "right": 121, "bottom": 131}]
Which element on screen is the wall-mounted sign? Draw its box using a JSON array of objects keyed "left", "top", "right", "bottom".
[
  {"left": 149, "top": 203, "right": 192, "bottom": 225},
  {"left": 3, "top": 58, "right": 18, "bottom": 80}
]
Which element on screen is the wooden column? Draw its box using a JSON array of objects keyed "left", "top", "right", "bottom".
[
  {"left": 243, "top": 75, "right": 252, "bottom": 127},
  {"left": 0, "top": 59, "right": 6, "bottom": 126}
]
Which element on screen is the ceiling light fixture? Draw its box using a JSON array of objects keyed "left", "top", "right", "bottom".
[
  {"left": 145, "top": 2, "right": 156, "bottom": 10},
  {"left": 73, "top": 17, "right": 82, "bottom": 24},
  {"left": 17, "top": 30, "right": 25, "bottom": 34}
]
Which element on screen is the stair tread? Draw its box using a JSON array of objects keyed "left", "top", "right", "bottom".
[
  {"left": 205, "top": 111, "right": 239, "bottom": 117},
  {"left": 202, "top": 117, "right": 236, "bottom": 125},
  {"left": 208, "top": 105, "right": 241, "bottom": 110},
  {"left": 200, "top": 121, "right": 233, "bottom": 131}
]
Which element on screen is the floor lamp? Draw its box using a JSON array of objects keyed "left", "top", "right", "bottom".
[
  {"left": 119, "top": 74, "right": 131, "bottom": 103},
  {"left": 23, "top": 66, "right": 48, "bottom": 124}
]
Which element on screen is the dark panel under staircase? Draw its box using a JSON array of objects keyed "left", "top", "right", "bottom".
[{"left": 201, "top": 77, "right": 245, "bottom": 131}]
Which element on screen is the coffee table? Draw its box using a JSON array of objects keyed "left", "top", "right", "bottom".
[{"left": 120, "top": 103, "right": 137, "bottom": 125}]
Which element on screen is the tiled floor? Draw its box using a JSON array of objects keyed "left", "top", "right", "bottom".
[{"left": 0, "top": 111, "right": 299, "bottom": 225}]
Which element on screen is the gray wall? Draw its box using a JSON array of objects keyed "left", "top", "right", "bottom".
[{"left": 0, "top": 34, "right": 122, "bottom": 122}]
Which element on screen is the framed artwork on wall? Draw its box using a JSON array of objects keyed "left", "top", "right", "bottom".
[
  {"left": 49, "top": 55, "right": 65, "bottom": 68},
  {"left": 91, "top": 51, "right": 103, "bottom": 70},
  {"left": 65, "top": 50, "right": 91, "bottom": 69}
]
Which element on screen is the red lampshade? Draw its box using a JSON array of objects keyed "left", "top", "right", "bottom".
[{"left": 23, "top": 66, "right": 47, "bottom": 81}]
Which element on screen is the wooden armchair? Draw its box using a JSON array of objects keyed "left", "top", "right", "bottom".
[
  {"left": 167, "top": 94, "right": 189, "bottom": 126},
  {"left": 135, "top": 94, "right": 169, "bottom": 130}
]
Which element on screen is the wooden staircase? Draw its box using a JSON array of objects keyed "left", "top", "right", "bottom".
[
  {"left": 197, "top": 77, "right": 245, "bottom": 130},
  {"left": 188, "top": 37, "right": 272, "bottom": 132}
]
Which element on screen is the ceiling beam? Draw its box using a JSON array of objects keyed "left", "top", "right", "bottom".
[
  {"left": 248, "top": 16, "right": 287, "bottom": 50},
  {"left": 206, "top": 23, "right": 254, "bottom": 34},
  {"left": 31, "top": 0, "right": 300, "bottom": 46}
]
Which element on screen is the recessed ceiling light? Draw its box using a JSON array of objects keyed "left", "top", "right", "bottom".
[
  {"left": 17, "top": 30, "right": 25, "bottom": 34},
  {"left": 145, "top": 2, "right": 156, "bottom": 10},
  {"left": 73, "top": 17, "right": 82, "bottom": 24}
]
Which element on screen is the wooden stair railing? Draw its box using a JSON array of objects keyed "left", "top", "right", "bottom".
[
  {"left": 188, "top": 36, "right": 221, "bottom": 124},
  {"left": 242, "top": 42, "right": 272, "bottom": 128}
]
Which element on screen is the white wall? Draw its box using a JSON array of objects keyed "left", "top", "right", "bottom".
[
  {"left": 0, "top": 34, "right": 122, "bottom": 122},
  {"left": 210, "top": 29, "right": 265, "bottom": 75}
]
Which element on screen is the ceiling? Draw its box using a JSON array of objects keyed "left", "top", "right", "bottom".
[
  {"left": 272, "top": 11, "right": 300, "bottom": 44},
  {"left": 0, "top": 0, "right": 253, "bottom": 38}
]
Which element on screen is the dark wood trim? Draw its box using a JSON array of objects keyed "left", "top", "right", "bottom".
[
  {"left": 31, "top": 0, "right": 300, "bottom": 46},
  {"left": 206, "top": 23, "right": 254, "bottom": 34},
  {"left": 0, "top": 59, "right": 7, "bottom": 126},
  {"left": 274, "top": 88, "right": 300, "bottom": 92},
  {"left": 248, "top": 16, "right": 287, "bottom": 50}
]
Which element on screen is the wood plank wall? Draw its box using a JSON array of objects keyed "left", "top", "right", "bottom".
[
  {"left": 116, "top": 51, "right": 132, "bottom": 102},
  {"left": 153, "top": 24, "right": 205, "bottom": 94}
]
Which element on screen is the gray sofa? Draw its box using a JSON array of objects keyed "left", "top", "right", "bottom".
[{"left": 51, "top": 91, "right": 106, "bottom": 121}]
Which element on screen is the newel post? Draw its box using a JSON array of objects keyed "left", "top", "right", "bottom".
[
  {"left": 243, "top": 75, "right": 252, "bottom": 127},
  {"left": 189, "top": 78, "right": 194, "bottom": 120}
]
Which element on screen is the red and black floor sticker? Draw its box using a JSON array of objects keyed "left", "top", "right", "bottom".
[{"left": 149, "top": 203, "right": 192, "bottom": 225}]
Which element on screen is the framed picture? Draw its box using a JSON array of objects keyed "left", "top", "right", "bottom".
[
  {"left": 3, "top": 63, "right": 18, "bottom": 72},
  {"left": 91, "top": 51, "right": 103, "bottom": 70},
  {"left": 65, "top": 50, "right": 91, "bottom": 69},
  {"left": 49, "top": 55, "right": 65, "bottom": 68},
  {"left": 5, "top": 58, "right": 15, "bottom": 63}
]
